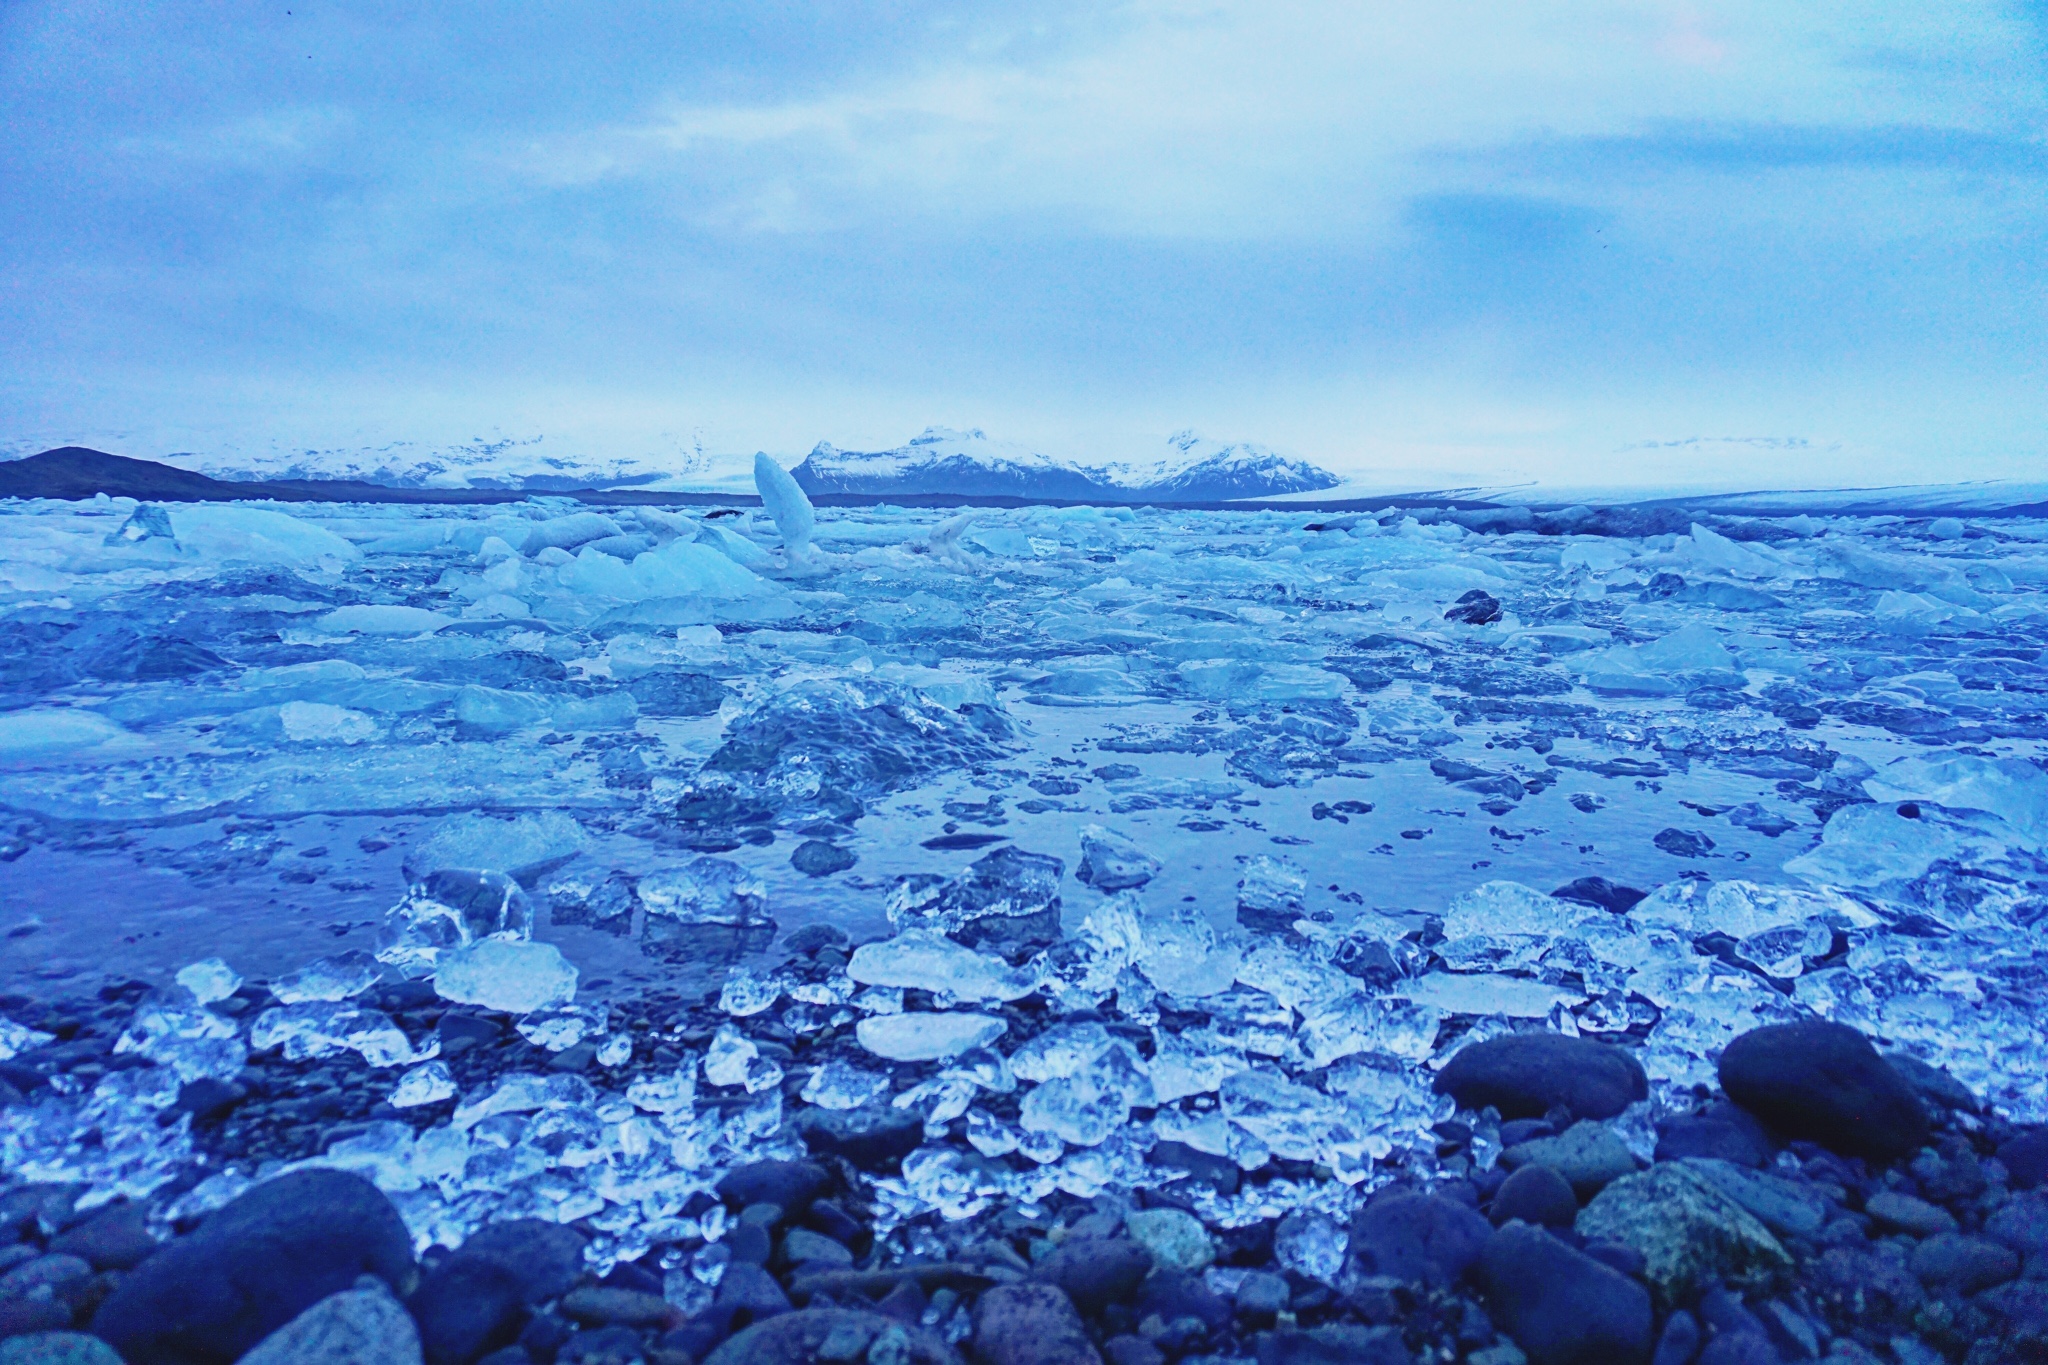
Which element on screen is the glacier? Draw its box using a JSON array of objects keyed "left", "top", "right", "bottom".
[{"left": 0, "top": 473, "right": 2045, "bottom": 1280}]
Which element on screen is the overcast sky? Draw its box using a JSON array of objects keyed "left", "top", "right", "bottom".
[{"left": 2, "top": 2, "right": 2044, "bottom": 490}]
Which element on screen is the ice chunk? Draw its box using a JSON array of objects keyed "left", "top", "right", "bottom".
[
  {"left": 638, "top": 855, "right": 776, "bottom": 962},
  {"left": 753, "top": 453, "right": 816, "bottom": 559},
  {"left": 1019, "top": 1075, "right": 1125, "bottom": 1147},
  {"left": 1219, "top": 1070, "right": 1345, "bottom": 1162},
  {"left": 517, "top": 1004, "right": 608, "bottom": 1051},
  {"left": 719, "top": 967, "right": 786, "bottom": 1017},
  {"left": 1395, "top": 972, "right": 1584, "bottom": 1017},
  {"left": 376, "top": 870, "right": 535, "bottom": 973},
  {"left": 391, "top": 1061, "right": 458, "bottom": 1108},
  {"left": 317, "top": 604, "right": 455, "bottom": 636},
  {"left": 248, "top": 1001, "right": 422, "bottom": 1068},
  {"left": 1076, "top": 825, "right": 1161, "bottom": 892},
  {"left": 452, "top": 1072, "right": 599, "bottom": 1129},
  {"left": 405, "top": 812, "right": 588, "bottom": 884},
  {"left": 522, "top": 512, "right": 624, "bottom": 554},
  {"left": 0, "top": 1017, "right": 56, "bottom": 1061},
  {"left": 886, "top": 847, "right": 1064, "bottom": 955},
  {"left": 856, "top": 1011, "right": 1007, "bottom": 1062},
  {"left": 557, "top": 539, "right": 774, "bottom": 603},
  {"left": 106, "top": 502, "right": 175, "bottom": 546},
  {"left": 801, "top": 1060, "right": 893, "bottom": 1109},
  {"left": 270, "top": 950, "right": 382, "bottom": 1004},
  {"left": 1863, "top": 754, "right": 2048, "bottom": 849},
  {"left": 703, "top": 1025, "right": 761, "bottom": 1087},
  {"left": 1148, "top": 1028, "right": 1240, "bottom": 1103},
  {"left": 0, "top": 709, "right": 128, "bottom": 757},
  {"left": 434, "top": 939, "right": 578, "bottom": 1014},
  {"left": 847, "top": 930, "right": 1038, "bottom": 1003},
  {"left": 175, "top": 958, "right": 242, "bottom": 1006},
  {"left": 169, "top": 504, "right": 360, "bottom": 567},
  {"left": 1274, "top": 1211, "right": 1348, "bottom": 1282},
  {"left": 1136, "top": 901, "right": 1242, "bottom": 998},
  {"left": 115, "top": 999, "right": 247, "bottom": 1081},
  {"left": 626, "top": 1066, "right": 698, "bottom": 1115},
  {"left": 1236, "top": 855, "right": 1307, "bottom": 931}
]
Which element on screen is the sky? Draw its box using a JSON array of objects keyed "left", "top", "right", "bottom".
[{"left": 2, "top": 1, "right": 2044, "bottom": 492}]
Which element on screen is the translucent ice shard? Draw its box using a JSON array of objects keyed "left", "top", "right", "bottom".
[
  {"left": 516, "top": 1004, "right": 608, "bottom": 1052},
  {"left": 391, "top": 1061, "right": 457, "bottom": 1108},
  {"left": 174, "top": 958, "right": 242, "bottom": 1006},
  {"left": 1135, "top": 901, "right": 1242, "bottom": 998},
  {"left": 886, "top": 847, "right": 1064, "bottom": 954},
  {"left": 404, "top": 811, "right": 589, "bottom": 883},
  {"left": 800, "top": 1060, "right": 893, "bottom": 1109},
  {"left": 433, "top": 939, "right": 578, "bottom": 1014},
  {"left": 856, "top": 1011, "right": 1007, "bottom": 1062},
  {"left": 754, "top": 452, "right": 816, "bottom": 560},
  {"left": 376, "top": 870, "right": 534, "bottom": 973},
  {"left": 1076, "top": 824, "right": 1162, "bottom": 892},
  {"left": 270, "top": 950, "right": 382, "bottom": 1004},
  {"left": 638, "top": 856, "right": 775, "bottom": 963},
  {"left": 1236, "top": 855, "right": 1307, "bottom": 931},
  {"left": 847, "top": 929, "right": 1038, "bottom": 1003}
]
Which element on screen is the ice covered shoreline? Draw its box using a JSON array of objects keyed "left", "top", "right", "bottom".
[{"left": 1, "top": 473, "right": 2046, "bottom": 1361}]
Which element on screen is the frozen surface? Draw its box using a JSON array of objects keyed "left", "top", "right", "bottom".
[{"left": 2, "top": 491, "right": 2046, "bottom": 1250}]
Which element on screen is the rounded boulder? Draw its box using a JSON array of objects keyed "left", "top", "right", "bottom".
[{"left": 1433, "top": 1033, "right": 1647, "bottom": 1121}]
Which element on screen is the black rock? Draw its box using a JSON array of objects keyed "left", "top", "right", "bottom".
[
  {"left": 1649, "top": 1310, "right": 1699, "bottom": 1365},
  {"left": 1254, "top": 1324, "right": 1408, "bottom": 1365},
  {"left": 1490, "top": 1165, "right": 1578, "bottom": 1228},
  {"left": 559, "top": 1325, "right": 647, "bottom": 1365},
  {"left": 1999, "top": 1128, "right": 2048, "bottom": 1190},
  {"left": 783, "top": 924, "right": 850, "bottom": 955},
  {"left": 1885, "top": 1053, "right": 1979, "bottom": 1113},
  {"left": 1135, "top": 1269, "right": 1231, "bottom": 1331},
  {"left": 1476, "top": 1224, "right": 1653, "bottom": 1365},
  {"left": 1718, "top": 1021, "right": 1929, "bottom": 1161},
  {"left": 1550, "top": 876, "right": 1647, "bottom": 915},
  {"left": 790, "top": 841, "right": 856, "bottom": 877},
  {"left": 1033, "top": 1236, "right": 1152, "bottom": 1313},
  {"left": 1433, "top": 1033, "right": 1648, "bottom": 1121},
  {"left": 91, "top": 1169, "right": 415, "bottom": 1365},
  {"left": 712, "top": 1262, "right": 793, "bottom": 1331},
  {"left": 170, "top": 1077, "right": 246, "bottom": 1122},
  {"left": 793, "top": 1106, "right": 922, "bottom": 1170},
  {"left": 973, "top": 1282, "right": 1099, "bottom": 1365},
  {"left": 47, "top": 1202, "right": 158, "bottom": 1270},
  {"left": 716, "top": 1160, "right": 832, "bottom": 1213},
  {"left": 1147, "top": 1140, "right": 1241, "bottom": 1194},
  {"left": 1444, "top": 590, "right": 1503, "bottom": 626},
  {"left": 1695, "top": 1332, "right": 1778, "bottom": 1365},
  {"left": 700, "top": 1308, "right": 959, "bottom": 1365},
  {"left": 450, "top": 1220, "right": 591, "bottom": 1303},
  {"left": 413, "top": 1256, "right": 530, "bottom": 1365},
  {"left": 1652, "top": 828, "right": 1714, "bottom": 858},
  {"left": 1653, "top": 1102, "right": 1773, "bottom": 1168},
  {"left": 1346, "top": 1192, "right": 1491, "bottom": 1290}
]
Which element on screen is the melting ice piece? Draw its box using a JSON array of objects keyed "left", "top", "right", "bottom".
[
  {"left": 1274, "top": 1211, "right": 1348, "bottom": 1283},
  {"left": 175, "top": 958, "right": 242, "bottom": 1006},
  {"left": 639, "top": 856, "right": 775, "bottom": 963},
  {"left": 377, "top": 870, "right": 534, "bottom": 973},
  {"left": 754, "top": 452, "right": 816, "bottom": 559},
  {"left": 1136, "top": 902, "right": 1242, "bottom": 998},
  {"left": 1236, "top": 855, "right": 1307, "bottom": 931},
  {"left": 433, "top": 939, "right": 578, "bottom": 1014},
  {"left": 856, "top": 1011, "right": 1007, "bottom": 1062},
  {"left": 1020, "top": 1075, "right": 1125, "bottom": 1147},
  {"left": 116, "top": 1000, "right": 248, "bottom": 1082},
  {"left": 846, "top": 929, "right": 1038, "bottom": 1003},
  {"left": 596, "top": 1034, "right": 633, "bottom": 1067},
  {"left": 626, "top": 1065, "right": 698, "bottom": 1115},
  {"left": 248, "top": 1002, "right": 422, "bottom": 1068},
  {"left": 886, "top": 847, "right": 1064, "bottom": 955},
  {"left": 517, "top": 1004, "right": 608, "bottom": 1052},
  {"left": 702, "top": 1025, "right": 759, "bottom": 1087},
  {"left": 0, "top": 1017, "right": 56, "bottom": 1061},
  {"left": 270, "top": 950, "right": 381, "bottom": 1004},
  {"left": 404, "top": 811, "right": 588, "bottom": 885},
  {"left": 391, "top": 1061, "right": 457, "bottom": 1108},
  {"left": 719, "top": 968, "right": 785, "bottom": 1017},
  {"left": 1076, "top": 825, "right": 1162, "bottom": 892},
  {"left": 801, "top": 1060, "right": 893, "bottom": 1109},
  {"left": 453, "top": 1071, "right": 599, "bottom": 1129}
]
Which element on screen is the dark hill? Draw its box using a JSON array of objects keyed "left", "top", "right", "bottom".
[{"left": 0, "top": 448, "right": 248, "bottom": 501}]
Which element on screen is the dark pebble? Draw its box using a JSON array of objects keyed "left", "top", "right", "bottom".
[
  {"left": 792, "top": 1106, "right": 923, "bottom": 1171},
  {"left": 1476, "top": 1224, "right": 1652, "bottom": 1365},
  {"left": 1550, "top": 876, "right": 1647, "bottom": 914},
  {"left": 559, "top": 1325, "right": 647, "bottom": 1365},
  {"left": 1490, "top": 1166, "right": 1578, "bottom": 1228},
  {"left": 699, "top": 1307, "right": 958, "bottom": 1365},
  {"left": 1253, "top": 1325, "right": 1407, "bottom": 1365},
  {"left": 790, "top": 842, "right": 856, "bottom": 877},
  {"left": 91, "top": 1169, "right": 415, "bottom": 1365},
  {"left": 1998, "top": 1128, "right": 2048, "bottom": 1189},
  {"left": 1653, "top": 1102, "right": 1773, "bottom": 1168},
  {"left": 1102, "top": 1336, "right": 1162, "bottom": 1365},
  {"left": 972, "top": 1282, "right": 1100, "bottom": 1365},
  {"left": 1146, "top": 1141, "right": 1239, "bottom": 1195},
  {"left": 170, "top": 1078, "right": 245, "bottom": 1123},
  {"left": 1032, "top": 1237, "right": 1151, "bottom": 1314},
  {"left": 47, "top": 1204, "right": 157, "bottom": 1271},
  {"left": 558, "top": 1287, "right": 670, "bottom": 1329},
  {"left": 1718, "top": 1021, "right": 1929, "bottom": 1161},
  {"left": 1433, "top": 1033, "right": 1647, "bottom": 1121},
  {"left": 1347, "top": 1191, "right": 1490, "bottom": 1290},
  {"left": 716, "top": 1161, "right": 831, "bottom": 1214},
  {"left": 711, "top": 1263, "right": 792, "bottom": 1331},
  {"left": 1649, "top": 1310, "right": 1699, "bottom": 1365},
  {"left": 1695, "top": 1332, "right": 1777, "bottom": 1365},
  {"left": 1909, "top": 1232, "right": 2018, "bottom": 1294},
  {"left": 451, "top": 1221, "right": 592, "bottom": 1304}
]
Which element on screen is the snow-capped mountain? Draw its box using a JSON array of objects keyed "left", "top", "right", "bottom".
[{"left": 790, "top": 427, "right": 1339, "bottom": 501}]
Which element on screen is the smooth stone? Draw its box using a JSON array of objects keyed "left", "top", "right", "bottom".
[
  {"left": 717, "top": 1162, "right": 831, "bottom": 1213},
  {"left": 1347, "top": 1192, "right": 1491, "bottom": 1290},
  {"left": 445, "top": 1221, "right": 590, "bottom": 1303},
  {"left": 1884, "top": 1054, "right": 1979, "bottom": 1114},
  {"left": 793, "top": 1106, "right": 923, "bottom": 1170},
  {"left": 1653, "top": 1103, "right": 1773, "bottom": 1169},
  {"left": 1862, "top": 1191, "right": 1957, "bottom": 1238},
  {"left": 1998, "top": 1128, "right": 2048, "bottom": 1190},
  {"left": 970, "top": 1283, "right": 1100, "bottom": 1365},
  {"left": 1490, "top": 1166, "right": 1579, "bottom": 1229},
  {"left": 1909, "top": 1233, "right": 2019, "bottom": 1293},
  {"left": 712, "top": 1263, "right": 792, "bottom": 1330},
  {"left": 1575, "top": 1164, "right": 1791, "bottom": 1306},
  {"left": 237, "top": 1284, "right": 423, "bottom": 1365},
  {"left": 1499, "top": 1122, "right": 1638, "bottom": 1199},
  {"left": 0, "top": 1335, "right": 125, "bottom": 1365},
  {"left": 1717, "top": 1021, "right": 1928, "bottom": 1161},
  {"left": 782, "top": 1228, "right": 854, "bottom": 1268},
  {"left": 1676, "top": 1158, "right": 1829, "bottom": 1239},
  {"left": 1251, "top": 1324, "right": 1408, "bottom": 1365},
  {"left": 1122, "top": 1208, "right": 1214, "bottom": 1274},
  {"left": 1232, "top": 1272, "right": 1292, "bottom": 1321},
  {"left": 1101, "top": 1338, "right": 1161, "bottom": 1365},
  {"left": 1032, "top": 1238, "right": 1152, "bottom": 1314},
  {"left": 1695, "top": 1332, "right": 1777, "bottom": 1365},
  {"left": 91, "top": 1170, "right": 415, "bottom": 1365},
  {"left": 1987, "top": 1192, "right": 2048, "bottom": 1274},
  {"left": 0, "top": 1255, "right": 91, "bottom": 1298},
  {"left": 1133, "top": 1269, "right": 1230, "bottom": 1332},
  {"left": 705, "top": 1309, "right": 958, "bottom": 1365},
  {"left": 1476, "top": 1224, "right": 1653, "bottom": 1365},
  {"left": 1433, "top": 1034, "right": 1647, "bottom": 1121},
  {"left": 557, "top": 1288, "right": 670, "bottom": 1329},
  {"left": 1649, "top": 1310, "right": 1699, "bottom": 1365},
  {"left": 557, "top": 1326, "right": 643, "bottom": 1365},
  {"left": 410, "top": 1257, "right": 528, "bottom": 1365},
  {"left": 47, "top": 1205, "right": 158, "bottom": 1271}
]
